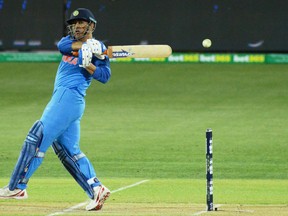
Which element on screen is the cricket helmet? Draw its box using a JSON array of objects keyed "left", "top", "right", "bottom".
[{"left": 66, "top": 8, "right": 97, "bottom": 25}]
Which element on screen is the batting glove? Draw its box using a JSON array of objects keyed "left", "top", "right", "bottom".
[
  {"left": 87, "top": 39, "right": 105, "bottom": 60},
  {"left": 79, "top": 44, "right": 93, "bottom": 68}
]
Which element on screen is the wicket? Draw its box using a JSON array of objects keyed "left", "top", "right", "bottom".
[{"left": 206, "top": 128, "right": 213, "bottom": 211}]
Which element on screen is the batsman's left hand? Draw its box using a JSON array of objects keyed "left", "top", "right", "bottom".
[{"left": 78, "top": 44, "right": 93, "bottom": 68}]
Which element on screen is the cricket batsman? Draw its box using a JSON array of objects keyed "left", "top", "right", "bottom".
[{"left": 0, "top": 8, "right": 111, "bottom": 211}]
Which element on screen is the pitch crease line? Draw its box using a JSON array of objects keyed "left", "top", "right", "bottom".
[
  {"left": 192, "top": 204, "right": 223, "bottom": 216},
  {"left": 47, "top": 179, "right": 150, "bottom": 216}
]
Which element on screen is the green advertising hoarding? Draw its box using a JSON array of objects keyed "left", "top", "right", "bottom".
[{"left": 0, "top": 52, "right": 287, "bottom": 63}]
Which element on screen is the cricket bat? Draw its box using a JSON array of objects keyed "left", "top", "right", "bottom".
[
  {"left": 104, "top": 44, "right": 172, "bottom": 58},
  {"left": 73, "top": 44, "right": 172, "bottom": 58}
]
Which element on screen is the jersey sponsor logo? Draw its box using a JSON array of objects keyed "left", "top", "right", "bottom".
[
  {"left": 62, "top": 55, "right": 78, "bottom": 65},
  {"left": 112, "top": 49, "right": 134, "bottom": 58}
]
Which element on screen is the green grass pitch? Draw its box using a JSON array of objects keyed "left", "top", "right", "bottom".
[{"left": 0, "top": 62, "right": 287, "bottom": 215}]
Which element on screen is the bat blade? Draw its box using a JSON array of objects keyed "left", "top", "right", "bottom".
[{"left": 105, "top": 45, "right": 172, "bottom": 58}]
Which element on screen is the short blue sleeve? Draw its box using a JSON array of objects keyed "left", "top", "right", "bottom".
[{"left": 57, "top": 36, "right": 73, "bottom": 55}]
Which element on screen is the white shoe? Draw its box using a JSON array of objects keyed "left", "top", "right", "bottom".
[
  {"left": 0, "top": 186, "right": 28, "bottom": 199},
  {"left": 86, "top": 185, "right": 110, "bottom": 211}
]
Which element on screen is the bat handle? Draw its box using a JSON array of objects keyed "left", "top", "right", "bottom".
[{"left": 71, "top": 50, "right": 108, "bottom": 57}]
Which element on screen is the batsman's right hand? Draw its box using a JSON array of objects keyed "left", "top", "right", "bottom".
[
  {"left": 78, "top": 44, "right": 93, "bottom": 68},
  {"left": 87, "top": 39, "right": 105, "bottom": 60}
]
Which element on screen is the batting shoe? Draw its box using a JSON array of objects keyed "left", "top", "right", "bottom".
[
  {"left": 0, "top": 186, "right": 28, "bottom": 199},
  {"left": 86, "top": 185, "right": 110, "bottom": 211}
]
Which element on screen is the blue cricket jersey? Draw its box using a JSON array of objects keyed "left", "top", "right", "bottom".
[{"left": 55, "top": 36, "right": 111, "bottom": 96}]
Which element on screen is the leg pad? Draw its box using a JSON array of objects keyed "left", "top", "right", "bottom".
[
  {"left": 52, "top": 141, "right": 96, "bottom": 199},
  {"left": 9, "top": 120, "right": 44, "bottom": 190}
]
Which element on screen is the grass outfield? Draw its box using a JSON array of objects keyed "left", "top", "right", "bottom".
[{"left": 0, "top": 62, "right": 287, "bottom": 215}]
